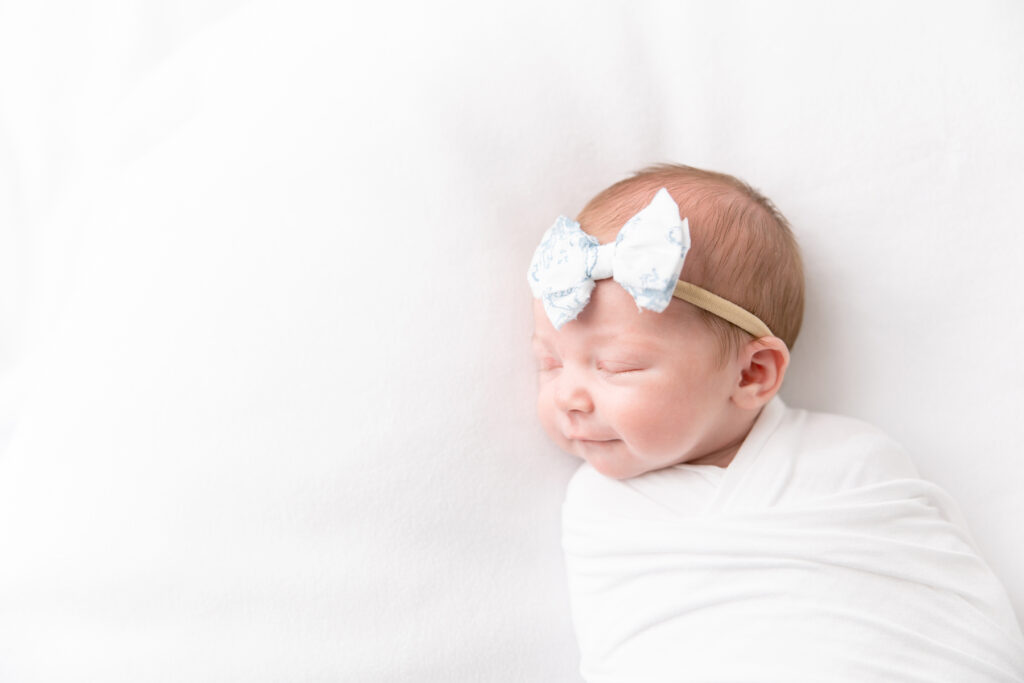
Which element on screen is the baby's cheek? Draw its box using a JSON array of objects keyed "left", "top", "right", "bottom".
[
  {"left": 535, "top": 388, "right": 550, "bottom": 424},
  {"left": 536, "top": 389, "right": 562, "bottom": 442},
  {"left": 607, "top": 393, "right": 655, "bottom": 441},
  {"left": 617, "top": 395, "right": 685, "bottom": 454}
]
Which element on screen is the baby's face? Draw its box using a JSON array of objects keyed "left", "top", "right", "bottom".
[{"left": 532, "top": 280, "right": 745, "bottom": 479}]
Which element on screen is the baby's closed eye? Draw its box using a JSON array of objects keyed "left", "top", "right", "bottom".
[
  {"left": 597, "top": 361, "right": 645, "bottom": 374},
  {"left": 536, "top": 357, "right": 562, "bottom": 372}
]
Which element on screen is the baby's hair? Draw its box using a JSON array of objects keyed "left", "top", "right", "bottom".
[{"left": 576, "top": 163, "right": 805, "bottom": 361}]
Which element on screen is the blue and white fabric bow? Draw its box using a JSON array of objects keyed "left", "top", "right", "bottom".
[{"left": 527, "top": 188, "right": 690, "bottom": 329}]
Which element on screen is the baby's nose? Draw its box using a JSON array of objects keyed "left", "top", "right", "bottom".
[{"left": 554, "top": 374, "right": 594, "bottom": 414}]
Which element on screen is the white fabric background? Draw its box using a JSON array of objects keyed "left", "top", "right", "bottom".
[{"left": 0, "top": 1, "right": 1021, "bottom": 680}]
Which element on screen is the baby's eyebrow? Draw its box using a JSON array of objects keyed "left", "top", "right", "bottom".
[
  {"left": 595, "top": 331, "right": 658, "bottom": 349},
  {"left": 531, "top": 330, "right": 657, "bottom": 350},
  {"left": 600, "top": 343, "right": 656, "bottom": 359}
]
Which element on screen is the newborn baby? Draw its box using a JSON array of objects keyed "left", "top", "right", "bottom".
[{"left": 527, "top": 164, "right": 1024, "bottom": 682}]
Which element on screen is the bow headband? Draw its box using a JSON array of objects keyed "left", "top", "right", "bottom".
[{"left": 526, "top": 188, "right": 773, "bottom": 338}]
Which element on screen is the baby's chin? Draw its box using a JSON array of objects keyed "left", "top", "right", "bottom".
[{"left": 572, "top": 441, "right": 650, "bottom": 480}]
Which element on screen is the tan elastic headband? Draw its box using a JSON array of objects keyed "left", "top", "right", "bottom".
[{"left": 673, "top": 281, "right": 773, "bottom": 339}]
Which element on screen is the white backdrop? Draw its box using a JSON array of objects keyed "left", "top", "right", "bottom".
[{"left": 1, "top": 2, "right": 1022, "bottom": 680}]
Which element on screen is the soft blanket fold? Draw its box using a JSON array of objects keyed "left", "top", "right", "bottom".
[{"left": 563, "top": 398, "right": 1024, "bottom": 682}]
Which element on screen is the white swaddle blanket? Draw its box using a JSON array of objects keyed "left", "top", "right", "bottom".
[{"left": 563, "top": 398, "right": 1024, "bottom": 682}]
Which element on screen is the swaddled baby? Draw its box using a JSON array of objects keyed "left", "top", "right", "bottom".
[{"left": 527, "top": 164, "right": 1024, "bottom": 682}]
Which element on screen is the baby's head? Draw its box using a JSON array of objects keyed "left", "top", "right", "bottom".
[{"left": 528, "top": 164, "right": 804, "bottom": 479}]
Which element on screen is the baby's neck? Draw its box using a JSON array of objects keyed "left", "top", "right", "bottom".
[
  {"left": 685, "top": 440, "right": 742, "bottom": 468},
  {"left": 684, "top": 407, "right": 762, "bottom": 468}
]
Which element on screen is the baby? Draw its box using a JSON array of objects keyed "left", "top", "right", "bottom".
[{"left": 527, "top": 164, "right": 1024, "bottom": 682}]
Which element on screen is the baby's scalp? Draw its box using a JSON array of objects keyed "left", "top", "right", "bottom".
[{"left": 575, "top": 164, "right": 805, "bottom": 362}]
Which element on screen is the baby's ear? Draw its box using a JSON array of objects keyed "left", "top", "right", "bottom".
[{"left": 731, "top": 336, "right": 790, "bottom": 410}]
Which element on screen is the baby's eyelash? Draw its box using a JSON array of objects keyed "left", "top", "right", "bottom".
[{"left": 598, "top": 363, "right": 642, "bottom": 374}]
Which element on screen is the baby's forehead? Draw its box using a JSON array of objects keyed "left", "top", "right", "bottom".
[
  {"left": 532, "top": 324, "right": 664, "bottom": 353},
  {"left": 532, "top": 288, "right": 695, "bottom": 351}
]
